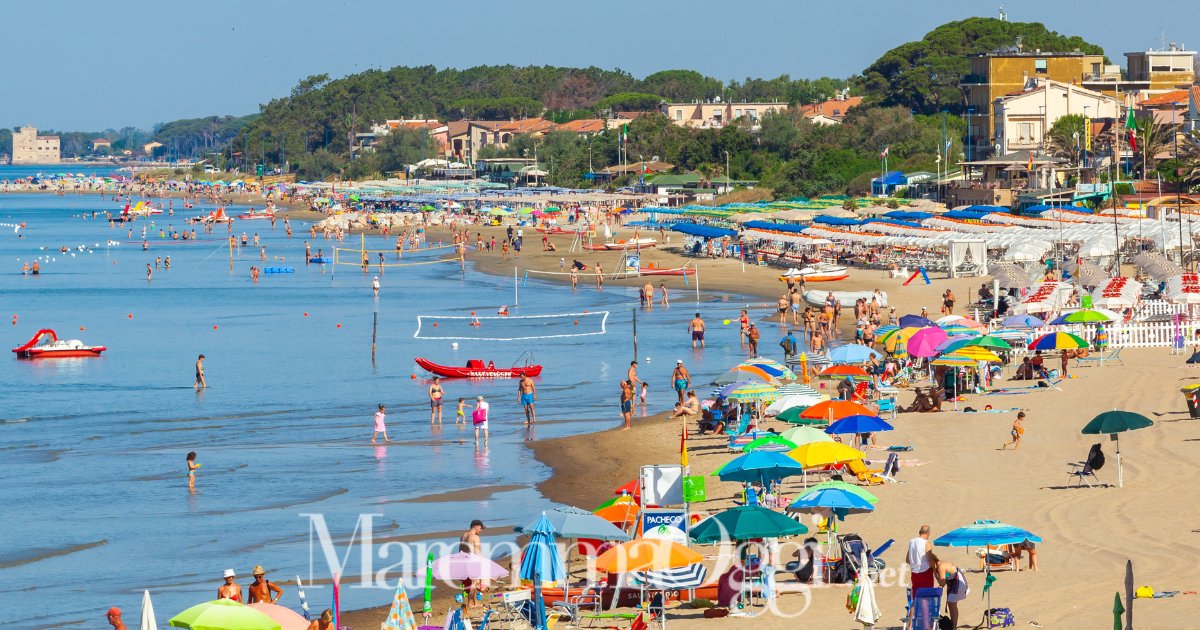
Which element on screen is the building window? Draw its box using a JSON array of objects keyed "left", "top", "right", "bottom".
[
  {"left": 747, "top": 109, "right": 756, "bottom": 119},
  {"left": 1034, "top": 59, "right": 1047, "bottom": 74},
  {"left": 1091, "top": 63, "right": 1101, "bottom": 78},
  {"left": 734, "top": 109, "right": 742, "bottom": 117},
  {"left": 1018, "top": 123, "right": 1033, "bottom": 142},
  {"left": 675, "top": 109, "right": 683, "bottom": 121}
]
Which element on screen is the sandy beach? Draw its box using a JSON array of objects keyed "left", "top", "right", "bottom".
[{"left": 337, "top": 224, "right": 1200, "bottom": 629}]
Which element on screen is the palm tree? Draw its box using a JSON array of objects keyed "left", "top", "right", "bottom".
[
  {"left": 1134, "top": 114, "right": 1172, "bottom": 178},
  {"left": 1178, "top": 130, "right": 1200, "bottom": 187},
  {"left": 695, "top": 162, "right": 717, "bottom": 189},
  {"left": 1047, "top": 114, "right": 1086, "bottom": 166}
]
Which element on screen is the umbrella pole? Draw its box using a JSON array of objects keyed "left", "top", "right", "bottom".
[{"left": 1116, "top": 433, "right": 1124, "bottom": 488}]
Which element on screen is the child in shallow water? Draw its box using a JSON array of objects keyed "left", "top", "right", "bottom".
[{"left": 456, "top": 398, "right": 466, "bottom": 424}]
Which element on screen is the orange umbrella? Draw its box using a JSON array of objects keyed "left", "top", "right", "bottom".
[
  {"left": 594, "top": 496, "right": 639, "bottom": 526},
  {"left": 799, "top": 400, "right": 874, "bottom": 421},
  {"left": 819, "top": 365, "right": 869, "bottom": 377},
  {"left": 594, "top": 538, "right": 703, "bottom": 573}
]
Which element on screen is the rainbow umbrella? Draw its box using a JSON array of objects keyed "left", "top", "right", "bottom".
[
  {"left": 727, "top": 381, "right": 779, "bottom": 402},
  {"left": 940, "top": 324, "right": 981, "bottom": 337},
  {"left": 930, "top": 354, "right": 976, "bottom": 367},
  {"left": 947, "top": 346, "right": 1002, "bottom": 362},
  {"left": 1029, "top": 331, "right": 1089, "bottom": 351}
]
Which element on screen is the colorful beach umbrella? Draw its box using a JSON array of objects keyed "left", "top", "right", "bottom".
[
  {"left": 1028, "top": 331, "right": 1089, "bottom": 351},
  {"left": 935, "top": 520, "right": 1042, "bottom": 547},
  {"left": 799, "top": 400, "right": 874, "bottom": 422},
  {"left": 516, "top": 505, "right": 631, "bottom": 541},
  {"left": 519, "top": 513, "right": 566, "bottom": 584},
  {"left": 689, "top": 505, "right": 808, "bottom": 543},
  {"left": 819, "top": 364, "right": 869, "bottom": 377},
  {"left": 248, "top": 603, "right": 309, "bottom": 630},
  {"left": 873, "top": 324, "right": 900, "bottom": 338},
  {"left": 945, "top": 346, "right": 1002, "bottom": 362},
  {"left": 1001, "top": 314, "right": 1044, "bottom": 328},
  {"left": 775, "top": 406, "right": 825, "bottom": 425},
  {"left": 787, "top": 487, "right": 875, "bottom": 514},
  {"left": 825, "top": 414, "right": 894, "bottom": 435},
  {"left": 431, "top": 552, "right": 510, "bottom": 581},
  {"left": 741, "top": 435, "right": 798, "bottom": 452},
  {"left": 1055, "top": 309, "right": 1113, "bottom": 324},
  {"left": 766, "top": 394, "right": 822, "bottom": 416},
  {"left": 775, "top": 383, "right": 821, "bottom": 397},
  {"left": 726, "top": 381, "right": 778, "bottom": 402},
  {"left": 898, "top": 314, "right": 936, "bottom": 328},
  {"left": 963, "top": 335, "right": 1013, "bottom": 351},
  {"left": 168, "top": 600, "right": 280, "bottom": 630},
  {"left": 380, "top": 586, "right": 418, "bottom": 630},
  {"left": 1081, "top": 410, "right": 1154, "bottom": 488},
  {"left": 594, "top": 539, "right": 702, "bottom": 573},
  {"left": 827, "top": 344, "right": 882, "bottom": 364},
  {"left": 939, "top": 324, "right": 981, "bottom": 337},
  {"left": 906, "top": 327, "right": 949, "bottom": 358},
  {"left": 779, "top": 426, "right": 835, "bottom": 445},
  {"left": 930, "top": 354, "right": 977, "bottom": 367},
  {"left": 715, "top": 450, "right": 807, "bottom": 483},
  {"left": 788, "top": 441, "right": 866, "bottom": 468},
  {"left": 805, "top": 480, "right": 878, "bottom": 504}
]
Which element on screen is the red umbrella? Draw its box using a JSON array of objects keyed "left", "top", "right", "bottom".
[
  {"left": 819, "top": 365, "right": 869, "bottom": 377},
  {"left": 614, "top": 479, "right": 640, "bottom": 498}
]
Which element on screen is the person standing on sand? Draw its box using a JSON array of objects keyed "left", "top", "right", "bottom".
[
  {"left": 1001, "top": 411, "right": 1025, "bottom": 449},
  {"left": 517, "top": 375, "right": 537, "bottom": 424},
  {"left": 372, "top": 404, "right": 390, "bottom": 444},
  {"left": 595, "top": 263, "right": 604, "bottom": 288},
  {"left": 620, "top": 380, "right": 634, "bottom": 429},
  {"left": 934, "top": 558, "right": 969, "bottom": 628},
  {"left": 672, "top": 360, "right": 690, "bottom": 404},
  {"left": 429, "top": 378, "right": 445, "bottom": 424},
  {"left": 790, "top": 289, "right": 803, "bottom": 325},
  {"left": 906, "top": 525, "right": 937, "bottom": 591},
  {"left": 106, "top": 607, "right": 128, "bottom": 630},
  {"left": 778, "top": 294, "right": 789, "bottom": 324},
  {"left": 689, "top": 312, "right": 706, "bottom": 348},
  {"left": 186, "top": 451, "right": 199, "bottom": 491},
  {"left": 194, "top": 354, "right": 207, "bottom": 390}
]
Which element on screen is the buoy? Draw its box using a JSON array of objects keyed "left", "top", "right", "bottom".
[
  {"left": 213, "top": 325, "right": 219, "bottom": 330},
  {"left": 80, "top": 326, "right": 85, "bottom": 331},
  {"left": 303, "top": 312, "right": 308, "bottom": 317},
  {"left": 470, "top": 311, "right": 476, "bottom": 316},
  {"left": 433, "top": 322, "right": 438, "bottom": 327},
  {"left": 128, "top": 313, "right": 133, "bottom": 319},
  {"left": 336, "top": 323, "right": 341, "bottom": 328},
  {"left": 452, "top": 342, "right": 459, "bottom": 349},
  {"left": 411, "top": 374, "right": 417, "bottom": 379}
]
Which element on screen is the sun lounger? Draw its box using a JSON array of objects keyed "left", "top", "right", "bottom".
[
  {"left": 977, "top": 544, "right": 1019, "bottom": 572},
  {"left": 1075, "top": 347, "right": 1123, "bottom": 367},
  {"left": 847, "top": 459, "right": 885, "bottom": 485}
]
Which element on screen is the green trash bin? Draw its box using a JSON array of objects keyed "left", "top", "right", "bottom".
[{"left": 682, "top": 475, "right": 707, "bottom": 503}]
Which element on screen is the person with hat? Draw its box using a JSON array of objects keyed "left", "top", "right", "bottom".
[
  {"left": 471, "top": 396, "right": 489, "bottom": 447},
  {"left": 217, "top": 568, "right": 242, "bottom": 602},
  {"left": 306, "top": 609, "right": 334, "bottom": 630},
  {"left": 106, "top": 607, "right": 127, "bottom": 630},
  {"left": 247, "top": 565, "right": 283, "bottom": 604}
]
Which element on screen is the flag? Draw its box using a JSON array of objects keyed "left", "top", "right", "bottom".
[
  {"left": 1124, "top": 108, "right": 1138, "bottom": 152},
  {"left": 1027, "top": 152, "right": 1034, "bottom": 171},
  {"left": 680, "top": 422, "right": 689, "bottom": 467},
  {"left": 622, "top": 124, "right": 629, "bottom": 145},
  {"left": 1085, "top": 117, "right": 1092, "bottom": 152},
  {"left": 879, "top": 145, "right": 889, "bottom": 158}
]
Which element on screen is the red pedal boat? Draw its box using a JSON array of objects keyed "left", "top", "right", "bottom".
[
  {"left": 415, "top": 357, "right": 542, "bottom": 378},
  {"left": 13, "top": 329, "right": 107, "bottom": 358}
]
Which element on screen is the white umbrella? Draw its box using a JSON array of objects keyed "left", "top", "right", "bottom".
[
  {"left": 852, "top": 549, "right": 881, "bottom": 627},
  {"left": 140, "top": 589, "right": 158, "bottom": 630}
]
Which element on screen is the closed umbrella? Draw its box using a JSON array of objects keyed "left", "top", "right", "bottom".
[
  {"left": 515, "top": 506, "right": 631, "bottom": 541},
  {"left": 520, "top": 513, "right": 564, "bottom": 630},
  {"left": 168, "top": 600, "right": 281, "bottom": 630},
  {"left": 689, "top": 505, "right": 809, "bottom": 543},
  {"left": 1081, "top": 410, "right": 1154, "bottom": 487},
  {"left": 141, "top": 590, "right": 158, "bottom": 630},
  {"left": 853, "top": 548, "right": 882, "bottom": 627}
]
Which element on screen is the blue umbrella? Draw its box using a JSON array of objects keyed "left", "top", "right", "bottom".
[
  {"left": 1001, "top": 314, "right": 1044, "bottom": 328},
  {"left": 787, "top": 487, "right": 876, "bottom": 513},
  {"left": 715, "top": 451, "right": 807, "bottom": 484},
  {"left": 898, "top": 314, "right": 937, "bottom": 328},
  {"left": 515, "top": 506, "right": 631, "bottom": 541},
  {"left": 827, "top": 344, "right": 882, "bottom": 364},
  {"left": 933, "top": 519, "right": 1042, "bottom": 547},
  {"left": 519, "top": 513, "right": 564, "bottom": 630},
  {"left": 825, "top": 414, "right": 895, "bottom": 435}
]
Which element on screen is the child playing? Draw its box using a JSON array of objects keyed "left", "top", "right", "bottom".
[
  {"left": 640, "top": 382, "right": 648, "bottom": 404},
  {"left": 186, "top": 451, "right": 199, "bottom": 491},
  {"left": 456, "top": 398, "right": 466, "bottom": 424}
]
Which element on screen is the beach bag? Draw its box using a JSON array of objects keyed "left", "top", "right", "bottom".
[
  {"left": 938, "top": 615, "right": 954, "bottom": 630},
  {"left": 1135, "top": 585, "right": 1155, "bottom": 598},
  {"left": 472, "top": 407, "right": 487, "bottom": 425},
  {"left": 985, "top": 608, "right": 1015, "bottom": 627}
]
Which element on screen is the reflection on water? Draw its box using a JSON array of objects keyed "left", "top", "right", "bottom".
[{"left": 0, "top": 192, "right": 753, "bottom": 624}]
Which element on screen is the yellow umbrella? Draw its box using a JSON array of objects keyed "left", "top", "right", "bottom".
[
  {"left": 946, "top": 347, "right": 1002, "bottom": 362},
  {"left": 882, "top": 327, "right": 922, "bottom": 354},
  {"left": 788, "top": 442, "right": 866, "bottom": 468}
]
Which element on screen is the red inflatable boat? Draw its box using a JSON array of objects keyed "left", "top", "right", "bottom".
[
  {"left": 415, "top": 357, "right": 542, "bottom": 378},
  {"left": 13, "top": 329, "right": 107, "bottom": 358}
]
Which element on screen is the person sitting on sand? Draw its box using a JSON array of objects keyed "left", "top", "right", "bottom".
[
  {"left": 697, "top": 404, "right": 725, "bottom": 434},
  {"left": 900, "top": 388, "right": 933, "bottom": 413},
  {"left": 307, "top": 609, "right": 334, "bottom": 630},
  {"left": 683, "top": 391, "right": 701, "bottom": 416},
  {"left": 928, "top": 386, "right": 945, "bottom": 412}
]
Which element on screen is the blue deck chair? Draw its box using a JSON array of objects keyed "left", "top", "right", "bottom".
[{"left": 908, "top": 586, "right": 943, "bottom": 630}]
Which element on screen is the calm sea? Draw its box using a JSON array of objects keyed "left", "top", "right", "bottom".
[{"left": 0, "top": 186, "right": 767, "bottom": 626}]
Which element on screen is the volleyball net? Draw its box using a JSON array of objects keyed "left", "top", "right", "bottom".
[
  {"left": 333, "top": 242, "right": 464, "bottom": 269},
  {"left": 414, "top": 311, "right": 610, "bottom": 341}
]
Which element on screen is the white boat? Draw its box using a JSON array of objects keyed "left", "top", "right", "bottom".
[
  {"left": 803, "top": 290, "right": 889, "bottom": 308},
  {"left": 779, "top": 264, "right": 849, "bottom": 282}
]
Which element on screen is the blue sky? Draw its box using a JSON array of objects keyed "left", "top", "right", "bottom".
[{"left": 3, "top": 0, "right": 1195, "bottom": 130}]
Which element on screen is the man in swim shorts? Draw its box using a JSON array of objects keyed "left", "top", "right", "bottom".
[
  {"left": 517, "top": 375, "right": 537, "bottom": 424},
  {"left": 689, "top": 312, "right": 706, "bottom": 348},
  {"left": 620, "top": 380, "right": 634, "bottom": 429},
  {"left": 194, "top": 354, "right": 207, "bottom": 390},
  {"left": 672, "top": 360, "right": 690, "bottom": 404},
  {"left": 428, "top": 377, "right": 444, "bottom": 424}
]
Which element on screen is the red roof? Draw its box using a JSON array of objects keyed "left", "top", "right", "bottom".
[
  {"left": 1138, "top": 86, "right": 1200, "bottom": 108},
  {"left": 800, "top": 96, "right": 862, "bottom": 119},
  {"left": 554, "top": 119, "right": 606, "bottom": 133},
  {"left": 497, "top": 118, "right": 555, "bottom": 134}
]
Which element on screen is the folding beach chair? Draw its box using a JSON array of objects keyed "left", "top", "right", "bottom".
[
  {"left": 877, "top": 452, "right": 900, "bottom": 483},
  {"left": 1067, "top": 443, "right": 1105, "bottom": 487},
  {"left": 907, "top": 587, "right": 943, "bottom": 630},
  {"left": 847, "top": 459, "right": 885, "bottom": 485},
  {"left": 977, "top": 544, "right": 1019, "bottom": 573}
]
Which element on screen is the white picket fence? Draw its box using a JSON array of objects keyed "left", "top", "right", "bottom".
[
  {"left": 1132, "top": 299, "right": 1189, "bottom": 321},
  {"left": 999, "top": 319, "right": 1194, "bottom": 350}
]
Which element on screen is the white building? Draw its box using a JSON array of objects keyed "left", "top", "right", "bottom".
[{"left": 992, "top": 79, "right": 1121, "bottom": 156}]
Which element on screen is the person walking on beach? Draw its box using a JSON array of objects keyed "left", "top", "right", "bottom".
[
  {"left": 372, "top": 404, "right": 390, "bottom": 444},
  {"left": 643, "top": 281, "right": 654, "bottom": 309},
  {"left": 778, "top": 294, "right": 789, "bottom": 324},
  {"left": 672, "top": 360, "right": 691, "bottom": 404},
  {"left": 620, "top": 380, "right": 634, "bottom": 429},
  {"left": 472, "top": 396, "right": 489, "bottom": 447},
  {"left": 186, "top": 451, "right": 199, "bottom": 491},
  {"left": 1001, "top": 411, "right": 1025, "bottom": 450},
  {"left": 906, "top": 525, "right": 937, "bottom": 592},
  {"left": 217, "top": 569, "right": 242, "bottom": 602},
  {"left": 747, "top": 322, "right": 760, "bottom": 356},
  {"left": 689, "top": 312, "right": 706, "bottom": 348},
  {"left": 517, "top": 375, "right": 537, "bottom": 425},
  {"left": 429, "top": 378, "right": 444, "bottom": 425},
  {"left": 106, "top": 607, "right": 128, "bottom": 630},
  {"left": 194, "top": 354, "right": 207, "bottom": 390},
  {"left": 247, "top": 565, "right": 283, "bottom": 604}
]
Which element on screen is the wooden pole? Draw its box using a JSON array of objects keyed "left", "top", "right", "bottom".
[
  {"left": 632, "top": 307, "right": 638, "bottom": 363},
  {"left": 371, "top": 311, "right": 378, "bottom": 365}
]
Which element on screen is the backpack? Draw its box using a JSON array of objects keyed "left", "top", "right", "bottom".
[{"left": 780, "top": 336, "right": 796, "bottom": 354}]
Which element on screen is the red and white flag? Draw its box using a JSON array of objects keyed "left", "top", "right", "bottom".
[{"left": 880, "top": 146, "right": 890, "bottom": 158}]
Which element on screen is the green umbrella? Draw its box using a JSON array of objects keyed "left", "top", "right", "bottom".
[
  {"left": 420, "top": 205, "right": 436, "bottom": 212},
  {"left": 1082, "top": 410, "right": 1154, "bottom": 488},
  {"left": 168, "top": 599, "right": 281, "bottom": 630},
  {"left": 1112, "top": 591, "right": 1125, "bottom": 630},
  {"left": 775, "top": 406, "right": 826, "bottom": 425},
  {"left": 690, "top": 505, "right": 807, "bottom": 543},
  {"left": 779, "top": 426, "right": 834, "bottom": 446},
  {"left": 963, "top": 335, "right": 1013, "bottom": 351},
  {"left": 805, "top": 480, "right": 878, "bottom": 503},
  {"left": 742, "top": 435, "right": 797, "bottom": 452},
  {"left": 1062, "top": 309, "right": 1113, "bottom": 324}
]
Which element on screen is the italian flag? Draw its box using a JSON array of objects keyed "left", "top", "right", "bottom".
[{"left": 1124, "top": 108, "right": 1138, "bottom": 152}]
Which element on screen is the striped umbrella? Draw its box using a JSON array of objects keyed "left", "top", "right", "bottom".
[
  {"left": 940, "top": 324, "right": 981, "bottom": 337},
  {"left": 930, "top": 354, "right": 976, "bottom": 367},
  {"left": 946, "top": 346, "right": 1002, "bottom": 362},
  {"left": 727, "top": 381, "right": 778, "bottom": 402},
  {"left": 1029, "top": 331, "right": 1089, "bottom": 351},
  {"left": 742, "top": 357, "right": 796, "bottom": 375},
  {"left": 776, "top": 383, "right": 821, "bottom": 397},
  {"left": 873, "top": 324, "right": 900, "bottom": 338}
]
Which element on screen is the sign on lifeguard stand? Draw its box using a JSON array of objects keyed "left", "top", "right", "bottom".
[{"left": 624, "top": 253, "right": 641, "bottom": 275}]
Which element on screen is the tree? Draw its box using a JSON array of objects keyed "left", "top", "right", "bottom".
[
  {"left": 640, "top": 70, "right": 723, "bottom": 101},
  {"left": 595, "top": 92, "right": 662, "bottom": 112},
  {"left": 856, "top": 18, "right": 1105, "bottom": 115},
  {"left": 1179, "top": 130, "right": 1200, "bottom": 186},
  {"left": 1134, "top": 113, "right": 1171, "bottom": 177},
  {"left": 374, "top": 128, "right": 427, "bottom": 174},
  {"left": 1047, "top": 114, "right": 1087, "bottom": 166}
]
